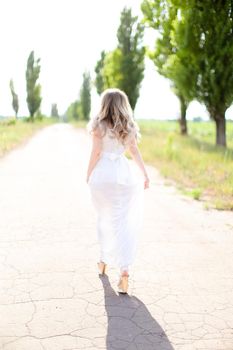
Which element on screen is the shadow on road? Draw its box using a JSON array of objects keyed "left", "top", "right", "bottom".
[{"left": 99, "top": 274, "right": 174, "bottom": 350}]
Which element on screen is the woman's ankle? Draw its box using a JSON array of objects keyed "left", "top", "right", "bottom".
[
  {"left": 120, "top": 269, "right": 129, "bottom": 276},
  {"left": 121, "top": 272, "right": 129, "bottom": 277}
]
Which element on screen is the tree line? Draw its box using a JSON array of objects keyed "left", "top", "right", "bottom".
[
  {"left": 66, "top": 71, "right": 91, "bottom": 121},
  {"left": 87, "top": 2, "right": 232, "bottom": 148},
  {"left": 142, "top": 0, "right": 233, "bottom": 147},
  {"left": 66, "top": 7, "right": 144, "bottom": 122}
]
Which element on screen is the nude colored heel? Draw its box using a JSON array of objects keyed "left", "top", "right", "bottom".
[
  {"left": 97, "top": 261, "right": 107, "bottom": 275},
  {"left": 117, "top": 275, "right": 129, "bottom": 294}
]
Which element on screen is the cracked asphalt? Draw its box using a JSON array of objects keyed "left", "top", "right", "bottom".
[{"left": 0, "top": 123, "right": 233, "bottom": 350}]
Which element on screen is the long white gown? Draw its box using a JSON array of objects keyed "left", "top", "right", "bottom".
[{"left": 88, "top": 128, "right": 144, "bottom": 270}]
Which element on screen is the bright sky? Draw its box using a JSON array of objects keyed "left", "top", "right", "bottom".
[{"left": 0, "top": 0, "right": 232, "bottom": 120}]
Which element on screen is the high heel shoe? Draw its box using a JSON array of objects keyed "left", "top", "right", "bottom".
[
  {"left": 117, "top": 274, "right": 129, "bottom": 294},
  {"left": 97, "top": 261, "right": 107, "bottom": 275}
]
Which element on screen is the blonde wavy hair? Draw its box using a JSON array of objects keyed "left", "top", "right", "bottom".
[{"left": 87, "top": 88, "right": 140, "bottom": 144}]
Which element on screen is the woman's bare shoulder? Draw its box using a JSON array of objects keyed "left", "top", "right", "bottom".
[
  {"left": 92, "top": 123, "right": 107, "bottom": 139},
  {"left": 92, "top": 127, "right": 102, "bottom": 138}
]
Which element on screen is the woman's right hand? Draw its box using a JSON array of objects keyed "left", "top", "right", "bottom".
[{"left": 144, "top": 175, "right": 150, "bottom": 189}]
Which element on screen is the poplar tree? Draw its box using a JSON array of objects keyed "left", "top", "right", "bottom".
[
  {"left": 142, "top": 0, "right": 233, "bottom": 146},
  {"left": 95, "top": 51, "right": 106, "bottom": 95},
  {"left": 141, "top": 0, "right": 197, "bottom": 134},
  {"left": 66, "top": 100, "right": 80, "bottom": 120},
  {"left": 51, "top": 103, "right": 59, "bottom": 118},
  {"left": 26, "top": 51, "right": 42, "bottom": 120},
  {"left": 180, "top": 0, "right": 233, "bottom": 147},
  {"left": 94, "top": 7, "right": 145, "bottom": 110},
  {"left": 80, "top": 71, "right": 91, "bottom": 120},
  {"left": 115, "top": 7, "right": 145, "bottom": 109},
  {"left": 9, "top": 79, "right": 19, "bottom": 118}
]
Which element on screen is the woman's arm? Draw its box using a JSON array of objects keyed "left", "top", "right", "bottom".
[
  {"left": 86, "top": 129, "right": 103, "bottom": 183},
  {"left": 126, "top": 135, "right": 150, "bottom": 189}
]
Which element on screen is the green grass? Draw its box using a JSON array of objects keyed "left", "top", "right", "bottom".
[
  {"left": 0, "top": 116, "right": 57, "bottom": 158},
  {"left": 70, "top": 119, "right": 89, "bottom": 129},
  {"left": 137, "top": 120, "right": 233, "bottom": 210}
]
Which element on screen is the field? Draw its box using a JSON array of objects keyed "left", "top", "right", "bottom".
[
  {"left": 0, "top": 117, "right": 56, "bottom": 158},
  {"left": 137, "top": 120, "right": 233, "bottom": 210}
]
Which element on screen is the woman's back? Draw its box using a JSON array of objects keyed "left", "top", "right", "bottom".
[
  {"left": 101, "top": 128, "right": 125, "bottom": 155},
  {"left": 88, "top": 127, "right": 140, "bottom": 186}
]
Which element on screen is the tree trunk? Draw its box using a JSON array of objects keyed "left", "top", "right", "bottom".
[
  {"left": 29, "top": 111, "right": 34, "bottom": 122},
  {"left": 179, "top": 96, "right": 188, "bottom": 135},
  {"left": 215, "top": 116, "right": 226, "bottom": 147}
]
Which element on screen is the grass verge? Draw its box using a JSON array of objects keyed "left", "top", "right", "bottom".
[
  {"left": 70, "top": 120, "right": 89, "bottom": 129},
  {"left": 0, "top": 117, "right": 57, "bottom": 158},
  {"left": 138, "top": 120, "right": 233, "bottom": 210}
]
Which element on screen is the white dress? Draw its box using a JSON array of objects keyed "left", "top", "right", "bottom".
[{"left": 88, "top": 129, "right": 144, "bottom": 270}]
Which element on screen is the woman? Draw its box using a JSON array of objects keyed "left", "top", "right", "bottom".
[{"left": 86, "top": 88, "right": 149, "bottom": 294}]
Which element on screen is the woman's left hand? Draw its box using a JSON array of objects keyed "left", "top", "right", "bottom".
[{"left": 144, "top": 175, "right": 150, "bottom": 189}]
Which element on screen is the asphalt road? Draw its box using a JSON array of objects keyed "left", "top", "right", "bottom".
[{"left": 0, "top": 123, "right": 233, "bottom": 350}]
